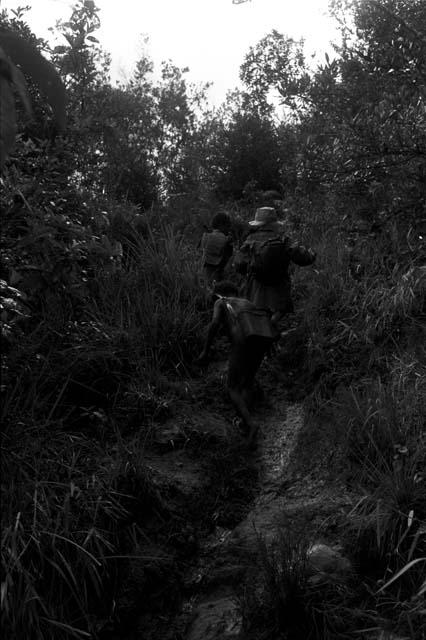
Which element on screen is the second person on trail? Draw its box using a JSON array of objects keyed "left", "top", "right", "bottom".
[
  {"left": 196, "top": 280, "right": 275, "bottom": 448},
  {"left": 200, "top": 213, "right": 233, "bottom": 286},
  {"left": 234, "top": 207, "right": 316, "bottom": 326}
]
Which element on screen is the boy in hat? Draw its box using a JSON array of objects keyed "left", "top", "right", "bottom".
[
  {"left": 234, "top": 207, "right": 316, "bottom": 326},
  {"left": 196, "top": 280, "right": 275, "bottom": 447}
]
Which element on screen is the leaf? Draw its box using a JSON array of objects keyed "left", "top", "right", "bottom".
[
  {"left": 41, "top": 617, "right": 91, "bottom": 638},
  {"left": 9, "top": 63, "right": 31, "bottom": 115},
  {"left": 376, "top": 557, "right": 426, "bottom": 594},
  {"left": 0, "top": 71, "right": 17, "bottom": 168},
  {"left": 0, "top": 29, "right": 66, "bottom": 131},
  {"left": 86, "top": 36, "right": 99, "bottom": 43}
]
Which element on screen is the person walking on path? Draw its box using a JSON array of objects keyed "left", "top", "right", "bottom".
[
  {"left": 196, "top": 280, "right": 275, "bottom": 447},
  {"left": 233, "top": 207, "right": 316, "bottom": 327},
  {"left": 200, "top": 213, "right": 233, "bottom": 286}
]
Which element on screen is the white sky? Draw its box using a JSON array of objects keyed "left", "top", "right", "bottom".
[{"left": 1, "top": 0, "right": 340, "bottom": 103}]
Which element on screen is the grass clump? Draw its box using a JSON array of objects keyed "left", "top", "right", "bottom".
[
  {"left": 332, "top": 356, "right": 426, "bottom": 637},
  {"left": 2, "top": 221, "right": 206, "bottom": 427},
  {"left": 283, "top": 208, "right": 425, "bottom": 638},
  {"left": 88, "top": 225, "right": 206, "bottom": 380},
  {"left": 1, "top": 425, "right": 124, "bottom": 639},
  {"left": 1, "top": 221, "right": 206, "bottom": 639},
  {"left": 0, "top": 421, "right": 172, "bottom": 640},
  {"left": 291, "top": 220, "right": 425, "bottom": 398},
  {"left": 239, "top": 536, "right": 370, "bottom": 640}
]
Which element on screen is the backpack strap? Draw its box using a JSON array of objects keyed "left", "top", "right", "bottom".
[
  {"left": 255, "top": 234, "right": 283, "bottom": 250},
  {"left": 249, "top": 234, "right": 283, "bottom": 266}
]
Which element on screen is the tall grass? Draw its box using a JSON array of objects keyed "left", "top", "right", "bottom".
[
  {"left": 1, "top": 222, "right": 207, "bottom": 638},
  {"left": 239, "top": 536, "right": 311, "bottom": 638},
  {"left": 0, "top": 416, "right": 170, "bottom": 638},
  {"left": 285, "top": 208, "right": 425, "bottom": 637},
  {"left": 2, "top": 223, "right": 206, "bottom": 423},
  {"left": 336, "top": 356, "right": 425, "bottom": 613},
  {"left": 239, "top": 535, "right": 372, "bottom": 640},
  {"left": 1, "top": 424, "right": 126, "bottom": 638},
  {"left": 89, "top": 224, "right": 206, "bottom": 378},
  {"left": 290, "top": 219, "right": 426, "bottom": 399}
]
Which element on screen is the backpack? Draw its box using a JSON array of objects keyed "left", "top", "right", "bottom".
[
  {"left": 250, "top": 236, "right": 289, "bottom": 285},
  {"left": 202, "top": 231, "right": 230, "bottom": 266},
  {"left": 224, "top": 300, "right": 275, "bottom": 340}
]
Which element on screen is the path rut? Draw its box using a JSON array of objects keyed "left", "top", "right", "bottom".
[
  {"left": 185, "top": 395, "right": 305, "bottom": 640},
  {"left": 126, "top": 365, "right": 353, "bottom": 640}
]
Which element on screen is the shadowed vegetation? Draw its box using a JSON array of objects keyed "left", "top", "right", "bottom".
[{"left": 1, "top": 0, "right": 425, "bottom": 638}]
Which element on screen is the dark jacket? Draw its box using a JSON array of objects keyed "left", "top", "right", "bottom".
[{"left": 234, "top": 223, "right": 315, "bottom": 314}]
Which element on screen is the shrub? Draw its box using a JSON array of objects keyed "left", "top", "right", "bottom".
[
  {"left": 1, "top": 209, "right": 207, "bottom": 637},
  {"left": 1, "top": 218, "right": 206, "bottom": 427}
]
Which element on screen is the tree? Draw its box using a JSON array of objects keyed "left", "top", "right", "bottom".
[
  {"left": 240, "top": 30, "right": 311, "bottom": 112},
  {"left": 198, "top": 90, "right": 282, "bottom": 200},
  {"left": 301, "top": 0, "right": 426, "bottom": 219},
  {"left": 0, "top": 7, "right": 66, "bottom": 168}
]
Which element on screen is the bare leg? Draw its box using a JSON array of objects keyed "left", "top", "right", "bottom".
[
  {"left": 228, "top": 340, "right": 268, "bottom": 447},
  {"left": 228, "top": 387, "right": 251, "bottom": 430},
  {"left": 228, "top": 387, "right": 258, "bottom": 446}
]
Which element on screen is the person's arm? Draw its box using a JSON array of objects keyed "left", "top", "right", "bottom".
[
  {"left": 196, "top": 300, "right": 225, "bottom": 363},
  {"left": 288, "top": 240, "right": 316, "bottom": 266},
  {"left": 232, "top": 240, "right": 250, "bottom": 275}
]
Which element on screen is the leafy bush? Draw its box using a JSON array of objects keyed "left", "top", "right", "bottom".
[
  {"left": 2, "top": 215, "right": 205, "bottom": 424},
  {"left": 1, "top": 201, "right": 206, "bottom": 637},
  {"left": 1, "top": 2, "right": 425, "bottom": 638}
]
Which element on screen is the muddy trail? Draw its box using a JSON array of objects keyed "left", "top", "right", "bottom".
[{"left": 105, "top": 359, "right": 354, "bottom": 640}]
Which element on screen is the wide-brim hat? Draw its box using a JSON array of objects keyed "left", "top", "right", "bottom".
[{"left": 249, "top": 207, "right": 277, "bottom": 227}]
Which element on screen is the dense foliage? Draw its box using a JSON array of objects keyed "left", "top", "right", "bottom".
[{"left": 1, "top": 0, "right": 425, "bottom": 638}]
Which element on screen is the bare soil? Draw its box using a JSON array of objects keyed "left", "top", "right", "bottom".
[{"left": 102, "top": 355, "right": 357, "bottom": 640}]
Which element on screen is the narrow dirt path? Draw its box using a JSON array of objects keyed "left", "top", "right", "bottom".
[
  {"left": 182, "top": 375, "right": 354, "bottom": 640},
  {"left": 121, "top": 362, "right": 353, "bottom": 640},
  {"left": 184, "top": 393, "right": 306, "bottom": 640}
]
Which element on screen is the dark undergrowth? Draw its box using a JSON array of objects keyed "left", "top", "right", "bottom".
[
  {"left": 239, "top": 369, "right": 425, "bottom": 638},
  {"left": 2, "top": 194, "right": 425, "bottom": 639},
  {"left": 2, "top": 0, "right": 425, "bottom": 635},
  {"left": 236, "top": 202, "right": 425, "bottom": 639},
  {"left": 1, "top": 219, "right": 209, "bottom": 638}
]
